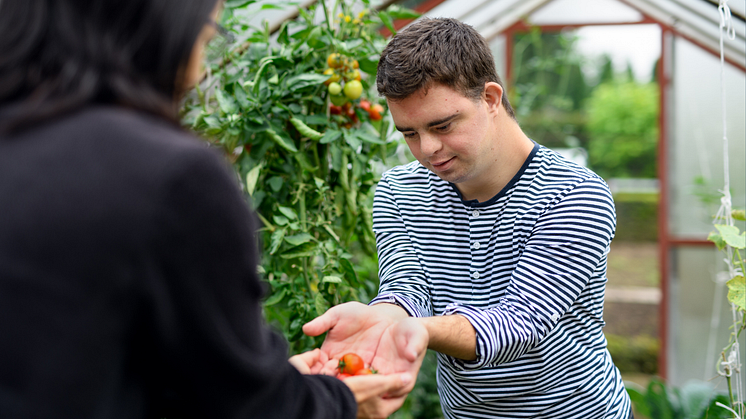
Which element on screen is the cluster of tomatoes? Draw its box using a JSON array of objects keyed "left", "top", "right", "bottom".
[
  {"left": 335, "top": 352, "right": 377, "bottom": 380},
  {"left": 324, "top": 53, "right": 362, "bottom": 102},
  {"left": 323, "top": 53, "right": 385, "bottom": 126}
]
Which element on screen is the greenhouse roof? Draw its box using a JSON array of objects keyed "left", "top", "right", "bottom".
[{"left": 412, "top": 0, "right": 745, "bottom": 70}]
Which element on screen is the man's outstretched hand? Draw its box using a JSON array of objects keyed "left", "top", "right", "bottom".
[{"left": 302, "top": 302, "right": 428, "bottom": 392}]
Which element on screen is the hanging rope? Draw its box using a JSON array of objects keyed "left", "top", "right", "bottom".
[{"left": 714, "top": 1, "right": 743, "bottom": 418}]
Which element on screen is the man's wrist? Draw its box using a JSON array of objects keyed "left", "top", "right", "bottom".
[{"left": 418, "top": 314, "right": 477, "bottom": 361}]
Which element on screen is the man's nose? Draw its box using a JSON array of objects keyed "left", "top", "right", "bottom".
[{"left": 419, "top": 132, "right": 442, "bottom": 157}]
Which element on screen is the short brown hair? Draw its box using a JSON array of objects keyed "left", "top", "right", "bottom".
[{"left": 376, "top": 17, "right": 515, "bottom": 119}]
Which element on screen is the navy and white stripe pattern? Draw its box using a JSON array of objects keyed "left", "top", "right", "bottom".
[{"left": 370, "top": 145, "right": 631, "bottom": 418}]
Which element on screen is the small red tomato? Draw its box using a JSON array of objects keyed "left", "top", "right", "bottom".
[
  {"left": 329, "top": 104, "right": 342, "bottom": 115},
  {"left": 368, "top": 104, "right": 384, "bottom": 121},
  {"left": 336, "top": 373, "right": 353, "bottom": 380},
  {"left": 338, "top": 353, "right": 365, "bottom": 375},
  {"left": 355, "top": 368, "right": 375, "bottom": 375},
  {"left": 359, "top": 100, "right": 371, "bottom": 111}
]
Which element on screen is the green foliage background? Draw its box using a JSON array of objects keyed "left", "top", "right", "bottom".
[{"left": 182, "top": 0, "right": 419, "bottom": 354}]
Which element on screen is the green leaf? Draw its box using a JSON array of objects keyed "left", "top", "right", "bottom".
[
  {"left": 245, "top": 163, "right": 262, "bottom": 195},
  {"left": 322, "top": 275, "right": 343, "bottom": 284},
  {"left": 344, "top": 131, "right": 362, "bottom": 149},
  {"left": 626, "top": 384, "right": 651, "bottom": 418},
  {"left": 358, "top": 56, "right": 379, "bottom": 76},
  {"left": 215, "top": 90, "right": 238, "bottom": 114},
  {"left": 226, "top": 0, "right": 255, "bottom": 9},
  {"left": 354, "top": 130, "right": 385, "bottom": 144},
  {"left": 314, "top": 292, "right": 329, "bottom": 316},
  {"left": 726, "top": 276, "right": 745, "bottom": 311},
  {"left": 284, "top": 233, "right": 314, "bottom": 246},
  {"left": 320, "top": 129, "right": 343, "bottom": 144},
  {"left": 269, "top": 228, "right": 286, "bottom": 254},
  {"left": 265, "top": 128, "right": 298, "bottom": 153},
  {"left": 280, "top": 249, "right": 316, "bottom": 259},
  {"left": 285, "top": 73, "right": 330, "bottom": 92},
  {"left": 385, "top": 5, "right": 421, "bottom": 20},
  {"left": 339, "top": 258, "right": 358, "bottom": 284},
  {"left": 732, "top": 209, "right": 746, "bottom": 221},
  {"left": 708, "top": 231, "right": 727, "bottom": 251},
  {"left": 273, "top": 215, "right": 289, "bottom": 226},
  {"left": 715, "top": 224, "right": 745, "bottom": 249},
  {"left": 268, "top": 176, "right": 284, "bottom": 192},
  {"left": 278, "top": 206, "right": 298, "bottom": 220},
  {"left": 264, "top": 288, "right": 286, "bottom": 306},
  {"left": 378, "top": 11, "right": 396, "bottom": 36}
]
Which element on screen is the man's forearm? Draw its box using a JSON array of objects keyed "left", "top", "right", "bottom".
[
  {"left": 372, "top": 303, "right": 477, "bottom": 360},
  {"left": 419, "top": 315, "right": 477, "bottom": 361}
]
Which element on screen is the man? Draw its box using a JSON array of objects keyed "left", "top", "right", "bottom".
[{"left": 304, "top": 17, "right": 632, "bottom": 419}]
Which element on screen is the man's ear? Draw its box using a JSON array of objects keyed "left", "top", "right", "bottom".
[{"left": 483, "top": 82, "right": 503, "bottom": 114}]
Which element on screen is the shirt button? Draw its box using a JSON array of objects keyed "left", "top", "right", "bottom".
[
  {"left": 472, "top": 241, "right": 481, "bottom": 250},
  {"left": 551, "top": 313, "right": 560, "bottom": 322},
  {"left": 472, "top": 271, "right": 480, "bottom": 279},
  {"left": 471, "top": 210, "right": 480, "bottom": 217}
]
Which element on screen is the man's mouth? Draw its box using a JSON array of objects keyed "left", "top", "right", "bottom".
[{"left": 429, "top": 156, "right": 455, "bottom": 170}]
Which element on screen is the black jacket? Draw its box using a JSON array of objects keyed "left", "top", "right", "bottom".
[{"left": 0, "top": 107, "right": 356, "bottom": 418}]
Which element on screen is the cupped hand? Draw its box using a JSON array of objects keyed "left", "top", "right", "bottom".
[
  {"left": 303, "top": 302, "right": 397, "bottom": 372},
  {"left": 370, "top": 317, "right": 429, "bottom": 396}
]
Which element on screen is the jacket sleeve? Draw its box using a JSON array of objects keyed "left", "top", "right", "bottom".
[
  {"left": 442, "top": 177, "right": 616, "bottom": 370},
  {"left": 146, "top": 144, "right": 356, "bottom": 419},
  {"left": 368, "top": 175, "right": 433, "bottom": 318}
]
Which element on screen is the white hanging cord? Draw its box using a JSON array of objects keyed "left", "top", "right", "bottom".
[{"left": 714, "top": 1, "right": 743, "bottom": 417}]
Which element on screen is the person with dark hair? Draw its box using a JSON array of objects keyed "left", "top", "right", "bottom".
[
  {"left": 0, "top": 1, "right": 424, "bottom": 418},
  {"left": 304, "top": 17, "right": 634, "bottom": 419}
]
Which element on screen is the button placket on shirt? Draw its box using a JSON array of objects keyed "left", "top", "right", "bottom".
[{"left": 468, "top": 207, "right": 482, "bottom": 300}]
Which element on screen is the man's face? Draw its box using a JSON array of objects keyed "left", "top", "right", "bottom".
[{"left": 388, "top": 83, "right": 500, "bottom": 190}]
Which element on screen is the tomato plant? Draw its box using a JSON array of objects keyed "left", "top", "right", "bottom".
[{"left": 181, "top": 0, "right": 419, "bottom": 354}]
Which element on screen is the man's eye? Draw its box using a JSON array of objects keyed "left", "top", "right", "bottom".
[
  {"left": 435, "top": 123, "right": 451, "bottom": 132},
  {"left": 403, "top": 132, "right": 417, "bottom": 139}
]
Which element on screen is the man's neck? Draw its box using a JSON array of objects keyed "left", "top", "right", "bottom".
[{"left": 456, "top": 118, "right": 534, "bottom": 203}]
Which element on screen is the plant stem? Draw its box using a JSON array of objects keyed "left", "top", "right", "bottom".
[{"left": 321, "top": 0, "right": 333, "bottom": 34}]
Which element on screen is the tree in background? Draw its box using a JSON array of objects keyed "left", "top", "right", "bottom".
[
  {"left": 511, "top": 28, "right": 659, "bottom": 180},
  {"left": 585, "top": 80, "right": 659, "bottom": 179},
  {"left": 511, "top": 29, "right": 590, "bottom": 150}
]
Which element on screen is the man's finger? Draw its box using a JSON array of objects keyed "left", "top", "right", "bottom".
[{"left": 302, "top": 308, "right": 338, "bottom": 336}]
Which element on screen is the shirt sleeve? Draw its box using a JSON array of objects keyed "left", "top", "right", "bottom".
[
  {"left": 442, "top": 177, "right": 616, "bottom": 370},
  {"left": 148, "top": 145, "right": 356, "bottom": 419},
  {"left": 368, "top": 175, "right": 433, "bottom": 318}
]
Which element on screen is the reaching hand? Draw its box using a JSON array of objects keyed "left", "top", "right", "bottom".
[
  {"left": 288, "top": 348, "right": 330, "bottom": 375},
  {"left": 343, "top": 373, "right": 413, "bottom": 418}
]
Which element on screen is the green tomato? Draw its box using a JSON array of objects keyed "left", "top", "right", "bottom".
[
  {"left": 343, "top": 80, "right": 363, "bottom": 100},
  {"left": 330, "top": 94, "right": 348, "bottom": 106},
  {"left": 328, "top": 82, "right": 342, "bottom": 96}
]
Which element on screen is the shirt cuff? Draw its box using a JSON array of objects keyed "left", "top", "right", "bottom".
[
  {"left": 443, "top": 302, "right": 495, "bottom": 370},
  {"left": 369, "top": 293, "right": 430, "bottom": 318}
]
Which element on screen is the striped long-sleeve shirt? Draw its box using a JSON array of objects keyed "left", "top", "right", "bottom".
[{"left": 369, "top": 144, "right": 631, "bottom": 419}]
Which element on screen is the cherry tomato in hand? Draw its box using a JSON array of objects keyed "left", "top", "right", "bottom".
[{"left": 338, "top": 353, "right": 365, "bottom": 375}]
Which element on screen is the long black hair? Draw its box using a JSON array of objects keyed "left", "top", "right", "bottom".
[{"left": 0, "top": 0, "right": 218, "bottom": 132}]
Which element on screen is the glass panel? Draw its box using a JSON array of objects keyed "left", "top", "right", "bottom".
[
  {"left": 668, "top": 246, "right": 746, "bottom": 388},
  {"left": 529, "top": 0, "right": 643, "bottom": 26},
  {"left": 669, "top": 36, "right": 746, "bottom": 238},
  {"left": 490, "top": 34, "right": 507, "bottom": 87}
]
